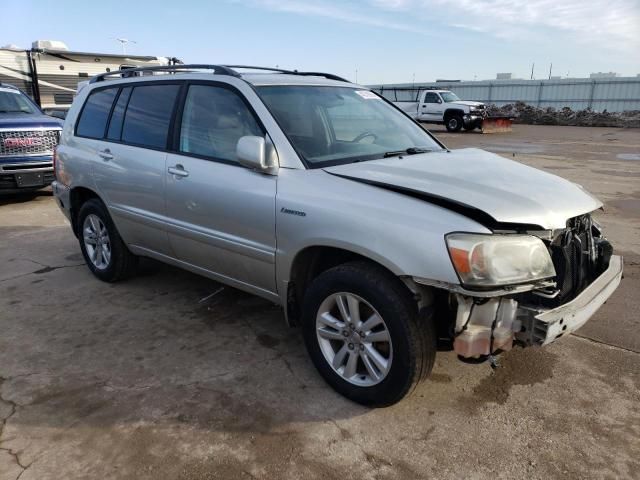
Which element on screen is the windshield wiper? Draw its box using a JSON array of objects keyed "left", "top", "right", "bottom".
[
  {"left": 0, "top": 110, "right": 29, "bottom": 113},
  {"left": 383, "top": 147, "right": 431, "bottom": 158}
]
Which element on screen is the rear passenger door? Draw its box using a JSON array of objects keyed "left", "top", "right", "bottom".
[
  {"left": 90, "top": 82, "right": 180, "bottom": 255},
  {"left": 164, "top": 82, "right": 277, "bottom": 296}
]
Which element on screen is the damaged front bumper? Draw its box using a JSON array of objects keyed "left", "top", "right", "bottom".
[
  {"left": 516, "top": 255, "right": 623, "bottom": 346},
  {"left": 414, "top": 255, "right": 623, "bottom": 358}
]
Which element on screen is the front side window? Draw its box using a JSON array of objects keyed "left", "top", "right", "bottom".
[
  {"left": 179, "top": 85, "right": 263, "bottom": 163},
  {"left": 424, "top": 92, "right": 440, "bottom": 103},
  {"left": 257, "top": 86, "right": 443, "bottom": 168},
  {"left": 121, "top": 84, "right": 180, "bottom": 149},
  {"left": 0, "top": 87, "right": 39, "bottom": 114},
  {"left": 76, "top": 88, "right": 117, "bottom": 138}
]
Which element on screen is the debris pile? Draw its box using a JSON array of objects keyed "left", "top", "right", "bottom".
[{"left": 486, "top": 102, "right": 640, "bottom": 128}]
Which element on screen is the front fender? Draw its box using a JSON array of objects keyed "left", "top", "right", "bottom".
[{"left": 275, "top": 168, "right": 491, "bottom": 294}]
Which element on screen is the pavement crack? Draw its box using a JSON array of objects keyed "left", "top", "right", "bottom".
[
  {"left": 328, "top": 419, "right": 393, "bottom": 472},
  {"left": 572, "top": 333, "right": 640, "bottom": 354},
  {"left": 0, "top": 376, "right": 31, "bottom": 480}
]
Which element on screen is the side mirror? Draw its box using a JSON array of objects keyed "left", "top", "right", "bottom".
[
  {"left": 236, "top": 136, "right": 277, "bottom": 172},
  {"left": 437, "top": 98, "right": 442, "bottom": 104}
]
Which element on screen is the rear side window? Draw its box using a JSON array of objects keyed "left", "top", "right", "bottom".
[
  {"left": 76, "top": 88, "right": 118, "bottom": 138},
  {"left": 106, "top": 87, "right": 132, "bottom": 140},
  {"left": 121, "top": 84, "right": 180, "bottom": 149}
]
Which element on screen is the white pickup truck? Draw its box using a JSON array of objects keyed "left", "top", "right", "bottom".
[{"left": 375, "top": 88, "right": 486, "bottom": 132}]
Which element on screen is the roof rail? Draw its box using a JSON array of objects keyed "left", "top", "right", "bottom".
[
  {"left": 88, "top": 64, "right": 351, "bottom": 84},
  {"left": 89, "top": 64, "right": 241, "bottom": 83},
  {"left": 224, "top": 65, "right": 350, "bottom": 83}
]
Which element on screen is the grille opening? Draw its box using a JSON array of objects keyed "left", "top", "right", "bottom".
[{"left": 0, "top": 130, "right": 60, "bottom": 156}]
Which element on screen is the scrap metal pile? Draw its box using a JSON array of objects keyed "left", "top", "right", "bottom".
[{"left": 486, "top": 102, "right": 640, "bottom": 128}]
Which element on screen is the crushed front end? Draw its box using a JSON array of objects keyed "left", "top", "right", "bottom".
[{"left": 418, "top": 214, "right": 623, "bottom": 360}]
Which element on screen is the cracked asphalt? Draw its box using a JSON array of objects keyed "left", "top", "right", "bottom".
[{"left": 1, "top": 125, "right": 639, "bottom": 479}]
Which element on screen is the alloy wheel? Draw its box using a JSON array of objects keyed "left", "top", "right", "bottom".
[
  {"left": 315, "top": 292, "right": 393, "bottom": 386},
  {"left": 83, "top": 214, "right": 111, "bottom": 270}
]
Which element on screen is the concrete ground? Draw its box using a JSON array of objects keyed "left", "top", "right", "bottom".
[{"left": 1, "top": 125, "right": 639, "bottom": 479}]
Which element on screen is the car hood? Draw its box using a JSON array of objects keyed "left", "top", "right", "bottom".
[
  {"left": 323, "top": 148, "right": 602, "bottom": 230},
  {"left": 0, "top": 113, "right": 63, "bottom": 130},
  {"left": 450, "top": 100, "right": 484, "bottom": 108}
]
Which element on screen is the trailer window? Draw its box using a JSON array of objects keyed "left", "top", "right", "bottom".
[{"left": 76, "top": 88, "right": 118, "bottom": 139}]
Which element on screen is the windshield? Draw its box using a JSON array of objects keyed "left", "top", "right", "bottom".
[
  {"left": 0, "top": 87, "right": 39, "bottom": 114},
  {"left": 256, "top": 86, "right": 443, "bottom": 168},
  {"left": 440, "top": 92, "right": 460, "bottom": 103}
]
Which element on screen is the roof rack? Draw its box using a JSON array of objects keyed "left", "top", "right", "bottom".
[
  {"left": 90, "top": 64, "right": 241, "bottom": 83},
  {"left": 224, "top": 65, "right": 350, "bottom": 83},
  {"left": 89, "top": 63, "right": 351, "bottom": 84}
]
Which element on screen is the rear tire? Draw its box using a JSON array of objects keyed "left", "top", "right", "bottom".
[
  {"left": 301, "top": 261, "right": 436, "bottom": 407},
  {"left": 445, "top": 114, "right": 463, "bottom": 132},
  {"left": 77, "top": 198, "right": 138, "bottom": 282}
]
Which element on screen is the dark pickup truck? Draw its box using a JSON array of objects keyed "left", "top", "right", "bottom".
[{"left": 0, "top": 83, "right": 62, "bottom": 192}]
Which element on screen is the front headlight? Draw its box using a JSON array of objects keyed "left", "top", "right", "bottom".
[{"left": 446, "top": 233, "right": 555, "bottom": 288}]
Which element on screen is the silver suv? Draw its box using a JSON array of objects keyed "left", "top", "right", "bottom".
[{"left": 53, "top": 65, "right": 622, "bottom": 406}]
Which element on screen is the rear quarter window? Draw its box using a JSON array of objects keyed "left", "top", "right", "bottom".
[
  {"left": 76, "top": 88, "right": 118, "bottom": 138},
  {"left": 121, "top": 84, "right": 180, "bottom": 149}
]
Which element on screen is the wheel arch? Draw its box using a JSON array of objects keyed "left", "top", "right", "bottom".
[
  {"left": 69, "top": 186, "right": 103, "bottom": 237},
  {"left": 283, "top": 244, "right": 422, "bottom": 327}
]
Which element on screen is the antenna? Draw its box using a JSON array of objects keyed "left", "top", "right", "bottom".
[{"left": 114, "top": 38, "right": 137, "bottom": 55}]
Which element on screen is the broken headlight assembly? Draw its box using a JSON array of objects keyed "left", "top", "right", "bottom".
[{"left": 446, "top": 233, "right": 556, "bottom": 288}]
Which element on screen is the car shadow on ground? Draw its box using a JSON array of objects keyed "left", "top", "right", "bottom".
[
  {"left": 1, "top": 252, "right": 562, "bottom": 438},
  {"left": 0, "top": 189, "right": 52, "bottom": 206}
]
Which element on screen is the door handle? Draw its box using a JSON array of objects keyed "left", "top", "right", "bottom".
[
  {"left": 98, "top": 149, "right": 113, "bottom": 161},
  {"left": 168, "top": 164, "right": 189, "bottom": 178}
]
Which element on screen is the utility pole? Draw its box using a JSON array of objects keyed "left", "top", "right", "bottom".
[
  {"left": 355, "top": 69, "right": 358, "bottom": 83},
  {"left": 548, "top": 63, "right": 553, "bottom": 79},
  {"left": 114, "top": 38, "right": 137, "bottom": 55},
  {"left": 530, "top": 62, "right": 535, "bottom": 80}
]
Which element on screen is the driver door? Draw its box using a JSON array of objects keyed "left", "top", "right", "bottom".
[{"left": 421, "top": 92, "right": 443, "bottom": 121}]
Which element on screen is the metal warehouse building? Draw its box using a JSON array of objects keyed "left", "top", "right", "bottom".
[{"left": 369, "top": 77, "right": 640, "bottom": 112}]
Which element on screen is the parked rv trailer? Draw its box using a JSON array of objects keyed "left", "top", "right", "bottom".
[{"left": 0, "top": 41, "right": 178, "bottom": 113}]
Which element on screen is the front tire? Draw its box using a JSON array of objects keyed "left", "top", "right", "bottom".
[
  {"left": 77, "top": 198, "right": 138, "bottom": 282},
  {"left": 445, "top": 114, "right": 463, "bottom": 132},
  {"left": 302, "top": 261, "right": 436, "bottom": 407}
]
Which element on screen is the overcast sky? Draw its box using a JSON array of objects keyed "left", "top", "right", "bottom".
[{"left": 5, "top": 0, "right": 640, "bottom": 84}]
